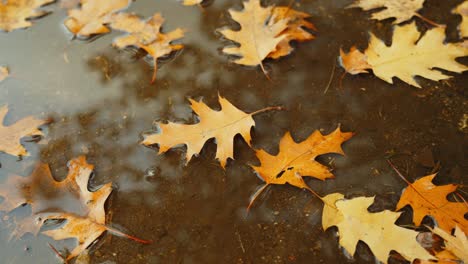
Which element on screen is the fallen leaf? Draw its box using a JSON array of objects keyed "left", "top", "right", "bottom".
[
  {"left": 348, "top": 0, "right": 424, "bottom": 24},
  {"left": 431, "top": 226, "right": 468, "bottom": 263},
  {"left": 182, "top": 0, "right": 203, "bottom": 6},
  {"left": 110, "top": 12, "right": 185, "bottom": 83},
  {"left": 218, "top": 0, "right": 315, "bottom": 74},
  {"left": 418, "top": 250, "right": 459, "bottom": 264},
  {"left": 0, "top": 0, "right": 54, "bottom": 32},
  {"left": 267, "top": 7, "right": 316, "bottom": 59},
  {"left": 340, "top": 22, "right": 468, "bottom": 88},
  {"left": 249, "top": 127, "right": 352, "bottom": 208},
  {"left": 64, "top": 0, "right": 130, "bottom": 37},
  {"left": 322, "top": 193, "right": 434, "bottom": 264},
  {"left": 453, "top": 0, "right": 468, "bottom": 38},
  {"left": 339, "top": 47, "right": 370, "bottom": 75},
  {"left": 0, "top": 156, "right": 150, "bottom": 260},
  {"left": 142, "top": 95, "right": 280, "bottom": 168},
  {"left": 0, "top": 66, "right": 9, "bottom": 82},
  {"left": 0, "top": 105, "right": 47, "bottom": 157},
  {"left": 396, "top": 174, "right": 468, "bottom": 234}
]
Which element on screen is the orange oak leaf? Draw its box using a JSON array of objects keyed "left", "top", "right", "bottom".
[
  {"left": 249, "top": 127, "right": 353, "bottom": 209},
  {"left": 339, "top": 47, "right": 370, "bottom": 75},
  {"left": 396, "top": 174, "right": 468, "bottom": 234},
  {"left": 267, "top": 7, "right": 316, "bottom": 59},
  {"left": 0, "top": 156, "right": 150, "bottom": 260},
  {"left": 0, "top": 0, "right": 54, "bottom": 32},
  {"left": 142, "top": 95, "right": 281, "bottom": 168},
  {"left": 0, "top": 105, "right": 48, "bottom": 157},
  {"left": 64, "top": 0, "right": 131, "bottom": 37},
  {"left": 110, "top": 12, "right": 185, "bottom": 83}
]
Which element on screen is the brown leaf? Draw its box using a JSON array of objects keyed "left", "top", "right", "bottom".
[
  {"left": 110, "top": 12, "right": 185, "bottom": 83},
  {"left": 0, "top": 105, "right": 47, "bottom": 157},
  {"left": 249, "top": 127, "right": 352, "bottom": 208},
  {"left": 142, "top": 95, "right": 280, "bottom": 168},
  {"left": 396, "top": 174, "right": 468, "bottom": 234},
  {"left": 64, "top": 0, "right": 130, "bottom": 37},
  {"left": 0, "top": 0, "right": 54, "bottom": 32}
]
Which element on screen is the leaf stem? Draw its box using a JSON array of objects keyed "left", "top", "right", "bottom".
[
  {"left": 323, "top": 59, "right": 336, "bottom": 94},
  {"left": 106, "top": 226, "right": 153, "bottom": 244},
  {"left": 250, "top": 106, "right": 284, "bottom": 116},
  {"left": 414, "top": 13, "right": 445, "bottom": 28}
]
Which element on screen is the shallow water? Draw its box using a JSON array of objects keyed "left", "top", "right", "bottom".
[{"left": 0, "top": 0, "right": 467, "bottom": 263}]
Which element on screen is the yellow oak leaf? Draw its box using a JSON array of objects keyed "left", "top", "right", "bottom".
[
  {"left": 431, "top": 226, "right": 468, "bottom": 263},
  {"left": 64, "top": 0, "right": 130, "bottom": 37},
  {"left": 0, "top": 0, "right": 54, "bottom": 32},
  {"left": 453, "top": 0, "right": 468, "bottom": 38},
  {"left": 0, "top": 105, "right": 47, "bottom": 157},
  {"left": 348, "top": 0, "right": 424, "bottom": 24},
  {"left": 248, "top": 127, "right": 352, "bottom": 209},
  {"left": 322, "top": 193, "right": 434, "bottom": 264},
  {"left": 340, "top": 22, "right": 468, "bottom": 88},
  {"left": 396, "top": 174, "right": 468, "bottom": 234},
  {"left": 182, "top": 0, "right": 203, "bottom": 6},
  {"left": 110, "top": 12, "right": 185, "bottom": 83},
  {"left": 142, "top": 95, "right": 280, "bottom": 169}
]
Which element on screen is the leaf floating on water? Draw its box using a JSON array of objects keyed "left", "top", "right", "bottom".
[
  {"left": 322, "top": 193, "right": 434, "bottom": 264},
  {"left": 0, "top": 156, "right": 150, "bottom": 261},
  {"left": 431, "top": 226, "right": 468, "bottom": 263},
  {"left": 348, "top": 0, "right": 425, "bottom": 24},
  {"left": 0, "top": 105, "right": 48, "bottom": 157},
  {"left": 142, "top": 95, "right": 281, "bottom": 168},
  {"left": 110, "top": 12, "right": 185, "bottom": 83},
  {"left": 453, "top": 0, "right": 468, "bottom": 38},
  {"left": 340, "top": 22, "right": 468, "bottom": 88},
  {"left": 64, "top": 0, "right": 131, "bottom": 37},
  {"left": 248, "top": 127, "right": 352, "bottom": 209},
  {"left": 0, "top": 0, "right": 55, "bottom": 32},
  {"left": 395, "top": 174, "right": 468, "bottom": 234},
  {"left": 218, "top": 0, "right": 315, "bottom": 75},
  {"left": 0, "top": 66, "right": 9, "bottom": 82}
]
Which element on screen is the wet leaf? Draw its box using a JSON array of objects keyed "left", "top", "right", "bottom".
[
  {"left": 248, "top": 127, "right": 352, "bottom": 208},
  {"left": 396, "top": 174, "right": 468, "bottom": 234},
  {"left": 431, "top": 226, "right": 468, "bottom": 263},
  {"left": 182, "top": 0, "right": 203, "bottom": 6},
  {"left": 340, "top": 22, "right": 468, "bottom": 88},
  {"left": 0, "top": 66, "right": 8, "bottom": 82},
  {"left": 322, "top": 193, "right": 434, "bottom": 264},
  {"left": 0, "top": 0, "right": 54, "bottom": 32},
  {"left": 348, "top": 0, "right": 424, "bottom": 24},
  {"left": 110, "top": 12, "right": 185, "bottom": 83},
  {"left": 218, "top": 0, "right": 315, "bottom": 74},
  {"left": 64, "top": 0, "right": 130, "bottom": 37},
  {"left": 0, "top": 105, "right": 47, "bottom": 157},
  {"left": 0, "top": 156, "right": 149, "bottom": 260},
  {"left": 142, "top": 95, "right": 280, "bottom": 168},
  {"left": 453, "top": 0, "right": 468, "bottom": 38}
]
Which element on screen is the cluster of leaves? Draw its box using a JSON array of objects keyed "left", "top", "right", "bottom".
[{"left": 0, "top": 0, "right": 467, "bottom": 263}]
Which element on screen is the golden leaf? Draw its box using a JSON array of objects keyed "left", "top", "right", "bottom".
[
  {"left": 322, "top": 193, "right": 434, "bottom": 264},
  {"left": 348, "top": 0, "right": 424, "bottom": 24},
  {"left": 340, "top": 22, "right": 468, "bottom": 88},
  {"left": 0, "top": 105, "right": 47, "bottom": 157},
  {"left": 0, "top": 0, "right": 54, "bottom": 32},
  {"left": 110, "top": 12, "right": 185, "bottom": 83},
  {"left": 142, "top": 95, "right": 280, "bottom": 168},
  {"left": 431, "top": 226, "right": 468, "bottom": 263},
  {"left": 453, "top": 0, "right": 468, "bottom": 38},
  {"left": 64, "top": 0, "right": 130, "bottom": 37}
]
